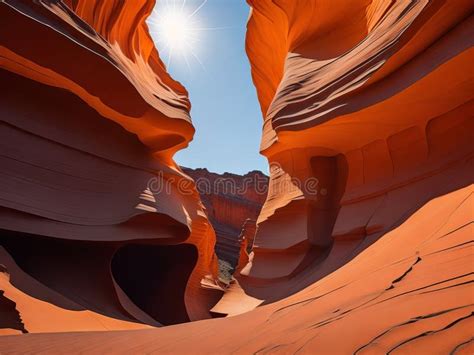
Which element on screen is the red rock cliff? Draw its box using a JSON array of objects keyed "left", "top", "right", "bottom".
[
  {"left": 0, "top": 0, "right": 221, "bottom": 333},
  {"left": 183, "top": 168, "right": 268, "bottom": 267}
]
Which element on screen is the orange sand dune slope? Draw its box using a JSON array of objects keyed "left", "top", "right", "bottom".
[
  {"left": 0, "top": 0, "right": 221, "bottom": 333},
  {"left": 0, "top": 184, "right": 472, "bottom": 353}
]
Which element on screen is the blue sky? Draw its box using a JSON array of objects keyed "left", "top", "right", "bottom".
[{"left": 148, "top": 0, "right": 268, "bottom": 175}]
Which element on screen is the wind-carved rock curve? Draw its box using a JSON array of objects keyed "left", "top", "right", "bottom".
[
  {"left": 239, "top": 0, "right": 474, "bottom": 305},
  {"left": 0, "top": 0, "right": 221, "bottom": 333}
]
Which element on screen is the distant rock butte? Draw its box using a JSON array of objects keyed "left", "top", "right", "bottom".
[
  {"left": 183, "top": 168, "right": 268, "bottom": 267},
  {"left": 0, "top": 0, "right": 473, "bottom": 353}
]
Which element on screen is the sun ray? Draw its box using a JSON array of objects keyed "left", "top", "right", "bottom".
[
  {"left": 167, "top": 45, "right": 174, "bottom": 68},
  {"left": 188, "top": 45, "right": 206, "bottom": 72},
  {"left": 182, "top": 51, "right": 192, "bottom": 73},
  {"left": 148, "top": 0, "right": 229, "bottom": 71},
  {"left": 188, "top": 0, "right": 207, "bottom": 19}
]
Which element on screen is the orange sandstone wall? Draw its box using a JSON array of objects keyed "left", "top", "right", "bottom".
[
  {"left": 238, "top": 0, "right": 474, "bottom": 302},
  {"left": 0, "top": 0, "right": 220, "bottom": 333}
]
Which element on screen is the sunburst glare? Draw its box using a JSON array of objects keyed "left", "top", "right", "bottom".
[{"left": 148, "top": 0, "right": 224, "bottom": 71}]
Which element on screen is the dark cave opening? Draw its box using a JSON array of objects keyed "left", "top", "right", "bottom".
[
  {"left": 111, "top": 243, "right": 197, "bottom": 325},
  {"left": 0, "top": 229, "right": 198, "bottom": 326},
  {"left": 0, "top": 229, "right": 123, "bottom": 317}
]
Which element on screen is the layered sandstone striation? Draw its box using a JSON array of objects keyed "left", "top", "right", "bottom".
[
  {"left": 0, "top": 0, "right": 221, "bottom": 333},
  {"left": 239, "top": 0, "right": 474, "bottom": 303},
  {"left": 183, "top": 168, "right": 268, "bottom": 267},
  {"left": 0, "top": 0, "right": 473, "bottom": 353}
]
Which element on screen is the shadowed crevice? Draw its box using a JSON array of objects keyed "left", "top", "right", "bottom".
[
  {"left": 111, "top": 243, "right": 198, "bottom": 325},
  {"left": 0, "top": 229, "right": 199, "bottom": 326},
  {"left": 0, "top": 286, "right": 27, "bottom": 334},
  {"left": 0, "top": 229, "right": 128, "bottom": 320}
]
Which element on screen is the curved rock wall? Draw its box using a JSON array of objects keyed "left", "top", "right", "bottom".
[
  {"left": 240, "top": 0, "right": 474, "bottom": 303},
  {"left": 0, "top": 0, "right": 220, "bottom": 333}
]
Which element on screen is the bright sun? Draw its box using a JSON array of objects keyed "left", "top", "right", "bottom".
[
  {"left": 148, "top": 0, "right": 209, "bottom": 70},
  {"left": 160, "top": 11, "right": 192, "bottom": 50}
]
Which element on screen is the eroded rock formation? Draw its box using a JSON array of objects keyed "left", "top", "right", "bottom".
[
  {"left": 0, "top": 0, "right": 221, "bottom": 333},
  {"left": 239, "top": 0, "right": 474, "bottom": 304},
  {"left": 235, "top": 218, "right": 258, "bottom": 272},
  {"left": 183, "top": 168, "right": 268, "bottom": 267},
  {"left": 0, "top": 0, "right": 473, "bottom": 353}
]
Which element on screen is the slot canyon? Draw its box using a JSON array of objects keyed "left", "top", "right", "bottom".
[{"left": 0, "top": 0, "right": 473, "bottom": 353}]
